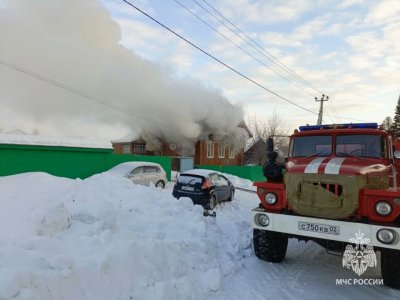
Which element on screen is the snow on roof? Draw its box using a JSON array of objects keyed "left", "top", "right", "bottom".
[
  {"left": 111, "top": 132, "right": 140, "bottom": 143},
  {"left": 0, "top": 133, "right": 113, "bottom": 149},
  {"left": 107, "top": 161, "right": 163, "bottom": 176}
]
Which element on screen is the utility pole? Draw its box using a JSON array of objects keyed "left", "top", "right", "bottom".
[{"left": 315, "top": 94, "right": 329, "bottom": 125}]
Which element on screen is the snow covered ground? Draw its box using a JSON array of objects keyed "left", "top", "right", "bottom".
[{"left": 1, "top": 172, "right": 399, "bottom": 299}]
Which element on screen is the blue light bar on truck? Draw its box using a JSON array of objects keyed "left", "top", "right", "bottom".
[{"left": 299, "top": 123, "right": 378, "bottom": 132}]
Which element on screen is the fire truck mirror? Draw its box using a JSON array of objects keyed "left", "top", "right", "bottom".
[{"left": 394, "top": 151, "right": 400, "bottom": 159}]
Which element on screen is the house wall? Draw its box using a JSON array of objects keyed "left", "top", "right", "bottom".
[
  {"left": 112, "top": 142, "right": 153, "bottom": 155},
  {"left": 113, "top": 143, "right": 124, "bottom": 154},
  {"left": 244, "top": 140, "right": 267, "bottom": 166},
  {"left": 113, "top": 139, "right": 244, "bottom": 166},
  {"left": 160, "top": 144, "right": 181, "bottom": 157},
  {"left": 195, "top": 141, "right": 242, "bottom": 166}
]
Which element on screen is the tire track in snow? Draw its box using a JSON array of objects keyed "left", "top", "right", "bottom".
[{"left": 208, "top": 190, "right": 325, "bottom": 299}]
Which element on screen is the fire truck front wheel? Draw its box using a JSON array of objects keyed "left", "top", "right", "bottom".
[
  {"left": 381, "top": 249, "right": 400, "bottom": 289},
  {"left": 253, "top": 229, "right": 288, "bottom": 263}
]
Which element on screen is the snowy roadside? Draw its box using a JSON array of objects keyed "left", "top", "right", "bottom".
[
  {"left": 0, "top": 172, "right": 257, "bottom": 299},
  {"left": 0, "top": 172, "right": 399, "bottom": 299}
]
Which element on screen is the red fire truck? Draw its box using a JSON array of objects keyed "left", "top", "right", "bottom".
[{"left": 252, "top": 123, "right": 400, "bottom": 288}]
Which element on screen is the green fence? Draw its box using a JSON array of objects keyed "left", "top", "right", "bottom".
[
  {"left": 196, "top": 165, "right": 265, "bottom": 182},
  {"left": 0, "top": 144, "right": 171, "bottom": 180}
]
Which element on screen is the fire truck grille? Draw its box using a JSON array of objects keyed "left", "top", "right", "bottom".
[
  {"left": 302, "top": 181, "right": 343, "bottom": 197},
  {"left": 285, "top": 173, "right": 369, "bottom": 219}
]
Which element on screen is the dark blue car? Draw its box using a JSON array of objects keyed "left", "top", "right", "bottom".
[{"left": 172, "top": 169, "right": 235, "bottom": 210}]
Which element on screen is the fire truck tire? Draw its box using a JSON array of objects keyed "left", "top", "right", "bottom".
[
  {"left": 381, "top": 249, "right": 400, "bottom": 289},
  {"left": 253, "top": 229, "right": 288, "bottom": 262}
]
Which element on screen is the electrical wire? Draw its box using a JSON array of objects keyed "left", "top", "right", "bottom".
[
  {"left": 0, "top": 58, "right": 178, "bottom": 132},
  {"left": 195, "top": 0, "right": 345, "bottom": 123},
  {"left": 173, "top": 0, "right": 317, "bottom": 98},
  {"left": 121, "top": 0, "right": 318, "bottom": 115},
  {"left": 196, "top": 0, "right": 324, "bottom": 96},
  {"left": 194, "top": 0, "right": 346, "bottom": 123},
  {"left": 0, "top": 58, "right": 370, "bottom": 125}
]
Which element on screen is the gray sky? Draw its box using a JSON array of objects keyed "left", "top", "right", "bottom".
[
  {"left": 0, "top": 0, "right": 244, "bottom": 149},
  {"left": 0, "top": 0, "right": 399, "bottom": 143}
]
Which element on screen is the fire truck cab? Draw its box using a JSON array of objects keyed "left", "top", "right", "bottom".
[{"left": 252, "top": 123, "right": 400, "bottom": 288}]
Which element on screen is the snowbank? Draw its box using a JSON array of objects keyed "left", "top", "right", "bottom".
[
  {"left": 1, "top": 172, "right": 399, "bottom": 299},
  {"left": 0, "top": 172, "right": 256, "bottom": 299}
]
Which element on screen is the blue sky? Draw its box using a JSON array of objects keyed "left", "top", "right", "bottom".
[
  {"left": 0, "top": 0, "right": 399, "bottom": 141},
  {"left": 103, "top": 0, "right": 400, "bottom": 127}
]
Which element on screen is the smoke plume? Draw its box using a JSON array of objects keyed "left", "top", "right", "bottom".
[{"left": 0, "top": 0, "right": 245, "bottom": 152}]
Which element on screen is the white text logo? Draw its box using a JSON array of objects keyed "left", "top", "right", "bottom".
[{"left": 342, "top": 230, "right": 377, "bottom": 276}]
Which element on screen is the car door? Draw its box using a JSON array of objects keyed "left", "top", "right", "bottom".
[
  {"left": 209, "top": 173, "right": 223, "bottom": 201},
  {"left": 144, "top": 166, "right": 158, "bottom": 185},
  {"left": 129, "top": 166, "right": 145, "bottom": 185},
  {"left": 217, "top": 175, "right": 231, "bottom": 200}
]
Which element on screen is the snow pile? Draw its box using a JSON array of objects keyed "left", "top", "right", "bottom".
[
  {"left": 1, "top": 172, "right": 400, "bottom": 299},
  {"left": 224, "top": 174, "right": 255, "bottom": 191},
  {"left": 0, "top": 172, "right": 256, "bottom": 299}
]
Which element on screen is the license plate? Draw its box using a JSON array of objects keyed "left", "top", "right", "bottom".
[
  {"left": 298, "top": 221, "right": 340, "bottom": 235},
  {"left": 181, "top": 186, "right": 194, "bottom": 191}
]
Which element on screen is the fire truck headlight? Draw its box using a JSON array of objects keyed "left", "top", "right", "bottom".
[
  {"left": 377, "top": 229, "right": 396, "bottom": 244},
  {"left": 255, "top": 213, "right": 269, "bottom": 227},
  {"left": 265, "top": 193, "right": 277, "bottom": 205},
  {"left": 375, "top": 201, "right": 392, "bottom": 216}
]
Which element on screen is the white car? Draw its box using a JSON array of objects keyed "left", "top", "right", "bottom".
[{"left": 108, "top": 162, "right": 167, "bottom": 188}]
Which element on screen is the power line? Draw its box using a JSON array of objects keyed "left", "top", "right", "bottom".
[
  {"left": 196, "top": 0, "right": 324, "bottom": 95},
  {"left": 0, "top": 59, "right": 370, "bottom": 125},
  {"left": 198, "top": 0, "right": 344, "bottom": 122},
  {"left": 194, "top": 0, "right": 347, "bottom": 123},
  {"left": 121, "top": 0, "right": 318, "bottom": 115},
  {"left": 327, "top": 98, "right": 341, "bottom": 121},
  {"left": 0, "top": 58, "right": 177, "bottom": 132},
  {"left": 173, "top": 0, "right": 317, "bottom": 98}
]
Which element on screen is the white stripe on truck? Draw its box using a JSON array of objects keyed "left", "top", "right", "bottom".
[
  {"left": 304, "top": 157, "right": 325, "bottom": 173},
  {"left": 324, "top": 157, "right": 345, "bottom": 174}
]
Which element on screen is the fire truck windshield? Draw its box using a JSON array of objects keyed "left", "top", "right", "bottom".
[
  {"left": 290, "top": 136, "right": 332, "bottom": 157},
  {"left": 336, "top": 135, "right": 386, "bottom": 158},
  {"left": 290, "top": 134, "right": 387, "bottom": 158}
]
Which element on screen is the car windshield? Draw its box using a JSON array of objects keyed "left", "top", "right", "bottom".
[
  {"left": 177, "top": 175, "right": 203, "bottom": 185},
  {"left": 290, "top": 136, "right": 332, "bottom": 157},
  {"left": 336, "top": 135, "right": 386, "bottom": 158}
]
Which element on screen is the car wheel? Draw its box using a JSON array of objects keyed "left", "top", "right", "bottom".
[
  {"left": 208, "top": 194, "right": 217, "bottom": 210},
  {"left": 155, "top": 180, "right": 165, "bottom": 189}
]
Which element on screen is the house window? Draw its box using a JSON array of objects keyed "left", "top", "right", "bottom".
[
  {"left": 218, "top": 143, "right": 225, "bottom": 158},
  {"left": 229, "top": 147, "right": 235, "bottom": 158},
  {"left": 122, "top": 144, "right": 131, "bottom": 154},
  {"left": 207, "top": 142, "right": 214, "bottom": 158},
  {"left": 134, "top": 144, "right": 146, "bottom": 154}
]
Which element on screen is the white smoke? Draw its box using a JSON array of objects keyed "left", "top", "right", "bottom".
[{"left": 0, "top": 0, "right": 244, "bottom": 152}]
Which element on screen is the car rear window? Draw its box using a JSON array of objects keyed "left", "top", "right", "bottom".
[{"left": 178, "top": 175, "right": 204, "bottom": 185}]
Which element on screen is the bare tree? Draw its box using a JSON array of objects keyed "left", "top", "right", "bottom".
[{"left": 245, "top": 111, "right": 289, "bottom": 165}]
